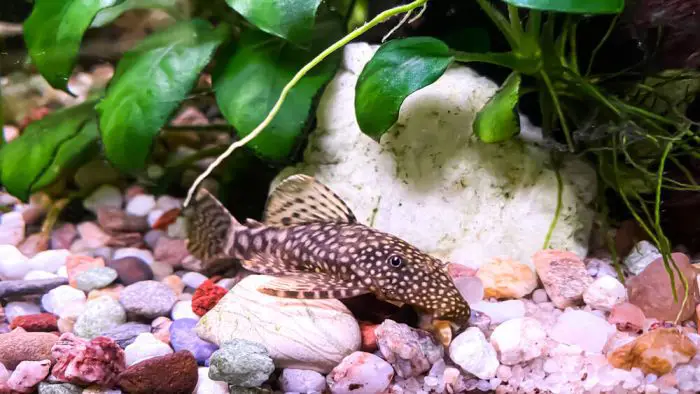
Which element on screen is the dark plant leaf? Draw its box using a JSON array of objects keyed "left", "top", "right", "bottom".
[
  {"left": 225, "top": 0, "right": 322, "bottom": 44},
  {"left": 96, "top": 19, "right": 227, "bottom": 172},
  {"left": 92, "top": 0, "right": 189, "bottom": 28},
  {"left": 355, "top": 37, "right": 454, "bottom": 141},
  {"left": 23, "top": 0, "right": 122, "bottom": 91},
  {"left": 0, "top": 102, "right": 100, "bottom": 201},
  {"left": 474, "top": 72, "right": 521, "bottom": 143},
  {"left": 214, "top": 15, "right": 343, "bottom": 162},
  {"left": 502, "top": 0, "right": 624, "bottom": 14}
]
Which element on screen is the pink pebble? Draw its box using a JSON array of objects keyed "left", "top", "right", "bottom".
[{"left": 7, "top": 359, "right": 50, "bottom": 393}]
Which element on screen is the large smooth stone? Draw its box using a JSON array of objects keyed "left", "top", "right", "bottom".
[
  {"left": 195, "top": 275, "right": 361, "bottom": 373},
  {"left": 275, "top": 43, "right": 596, "bottom": 269}
]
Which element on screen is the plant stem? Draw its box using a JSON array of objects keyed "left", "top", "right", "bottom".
[
  {"left": 184, "top": 0, "right": 431, "bottom": 206},
  {"left": 40, "top": 198, "right": 70, "bottom": 236},
  {"left": 474, "top": 0, "right": 519, "bottom": 49},
  {"left": 540, "top": 70, "right": 574, "bottom": 152},
  {"left": 586, "top": 14, "right": 619, "bottom": 76},
  {"left": 543, "top": 152, "right": 563, "bottom": 249},
  {"left": 507, "top": 5, "right": 523, "bottom": 37}
]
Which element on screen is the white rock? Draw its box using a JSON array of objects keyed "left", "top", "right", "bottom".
[
  {"left": 182, "top": 272, "right": 208, "bottom": 289},
  {"left": 0, "top": 212, "right": 25, "bottom": 246},
  {"left": 471, "top": 300, "right": 526, "bottom": 324},
  {"left": 112, "top": 248, "right": 154, "bottom": 265},
  {"left": 454, "top": 276, "right": 484, "bottom": 304},
  {"left": 124, "top": 333, "right": 173, "bottom": 366},
  {"left": 126, "top": 194, "right": 156, "bottom": 216},
  {"left": 583, "top": 276, "right": 627, "bottom": 311},
  {"left": 41, "top": 285, "right": 86, "bottom": 317},
  {"left": 532, "top": 289, "right": 548, "bottom": 303},
  {"left": 490, "top": 317, "right": 547, "bottom": 365},
  {"left": 276, "top": 43, "right": 597, "bottom": 269},
  {"left": 57, "top": 265, "right": 68, "bottom": 278},
  {"left": 83, "top": 184, "right": 123, "bottom": 213},
  {"left": 23, "top": 270, "right": 58, "bottom": 280},
  {"left": 0, "top": 245, "right": 29, "bottom": 279},
  {"left": 195, "top": 367, "right": 228, "bottom": 394},
  {"left": 171, "top": 300, "right": 199, "bottom": 320},
  {"left": 0, "top": 362, "right": 9, "bottom": 383},
  {"left": 167, "top": 217, "right": 188, "bottom": 239},
  {"left": 624, "top": 241, "right": 661, "bottom": 275},
  {"left": 195, "top": 275, "right": 361, "bottom": 373},
  {"left": 449, "top": 327, "right": 499, "bottom": 379},
  {"left": 280, "top": 369, "right": 327, "bottom": 393},
  {"left": 4, "top": 301, "right": 41, "bottom": 323},
  {"left": 327, "top": 352, "right": 393, "bottom": 394},
  {"left": 586, "top": 258, "right": 619, "bottom": 279},
  {"left": 550, "top": 310, "right": 616, "bottom": 353},
  {"left": 147, "top": 209, "right": 164, "bottom": 227},
  {"left": 156, "top": 195, "right": 181, "bottom": 212},
  {"left": 27, "top": 249, "right": 70, "bottom": 273}
]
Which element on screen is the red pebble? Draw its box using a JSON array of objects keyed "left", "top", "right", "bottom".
[
  {"left": 359, "top": 321, "right": 379, "bottom": 352},
  {"left": 9, "top": 313, "right": 58, "bottom": 332},
  {"left": 151, "top": 208, "right": 181, "bottom": 230},
  {"left": 51, "top": 333, "right": 126, "bottom": 388},
  {"left": 191, "top": 279, "right": 228, "bottom": 316}
]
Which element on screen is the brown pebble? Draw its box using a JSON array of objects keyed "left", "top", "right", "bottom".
[
  {"left": 162, "top": 275, "right": 185, "bottom": 295},
  {"left": 88, "top": 284, "right": 124, "bottom": 301},
  {"left": 0, "top": 328, "right": 58, "bottom": 369},
  {"left": 118, "top": 351, "right": 198, "bottom": 394},
  {"left": 107, "top": 257, "right": 154, "bottom": 285}
]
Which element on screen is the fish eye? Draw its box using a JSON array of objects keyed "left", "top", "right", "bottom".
[{"left": 388, "top": 255, "right": 403, "bottom": 268}]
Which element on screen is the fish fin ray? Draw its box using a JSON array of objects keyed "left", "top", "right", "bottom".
[
  {"left": 263, "top": 174, "right": 357, "bottom": 226},
  {"left": 256, "top": 273, "right": 369, "bottom": 299},
  {"left": 239, "top": 254, "right": 308, "bottom": 275},
  {"left": 182, "top": 188, "right": 239, "bottom": 263}
]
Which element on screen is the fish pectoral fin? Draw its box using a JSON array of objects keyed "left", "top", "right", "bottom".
[
  {"left": 182, "top": 187, "right": 239, "bottom": 263},
  {"left": 256, "top": 273, "right": 370, "bottom": 299},
  {"left": 263, "top": 174, "right": 357, "bottom": 226},
  {"left": 239, "top": 255, "right": 307, "bottom": 276}
]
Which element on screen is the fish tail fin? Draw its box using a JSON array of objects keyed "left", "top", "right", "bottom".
[{"left": 183, "top": 187, "right": 241, "bottom": 262}]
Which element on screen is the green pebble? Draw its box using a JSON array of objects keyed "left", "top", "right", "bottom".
[
  {"left": 37, "top": 382, "right": 83, "bottom": 394},
  {"left": 75, "top": 267, "right": 118, "bottom": 291},
  {"left": 209, "top": 339, "right": 275, "bottom": 388},
  {"left": 73, "top": 295, "right": 126, "bottom": 339}
]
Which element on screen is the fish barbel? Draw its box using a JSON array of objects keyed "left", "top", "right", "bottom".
[{"left": 182, "top": 174, "right": 471, "bottom": 323}]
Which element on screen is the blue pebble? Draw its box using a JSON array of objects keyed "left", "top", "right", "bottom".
[{"left": 169, "top": 318, "right": 218, "bottom": 365}]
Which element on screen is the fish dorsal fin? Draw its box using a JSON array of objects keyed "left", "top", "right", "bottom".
[
  {"left": 182, "top": 187, "right": 239, "bottom": 263},
  {"left": 256, "top": 272, "right": 369, "bottom": 299},
  {"left": 263, "top": 174, "right": 357, "bottom": 226}
]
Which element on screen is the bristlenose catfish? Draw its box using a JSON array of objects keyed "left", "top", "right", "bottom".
[{"left": 183, "top": 174, "right": 471, "bottom": 324}]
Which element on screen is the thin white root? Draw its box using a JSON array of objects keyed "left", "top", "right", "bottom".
[
  {"left": 382, "top": 10, "right": 412, "bottom": 43},
  {"left": 408, "top": 3, "right": 428, "bottom": 24}
]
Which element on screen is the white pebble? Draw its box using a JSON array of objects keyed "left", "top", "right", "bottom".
[
  {"left": 624, "top": 240, "right": 661, "bottom": 275},
  {"left": 41, "top": 285, "right": 86, "bottom": 317},
  {"left": 490, "top": 317, "right": 547, "bottom": 365},
  {"left": 126, "top": 194, "right": 156, "bottom": 216},
  {"left": 83, "top": 185, "right": 123, "bottom": 213},
  {"left": 0, "top": 245, "right": 29, "bottom": 279},
  {"left": 113, "top": 248, "right": 154, "bottom": 265},
  {"left": 4, "top": 301, "right": 41, "bottom": 323},
  {"left": 532, "top": 289, "right": 548, "bottom": 303},
  {"left": 147, "top": 209, "right": 165, "bottom": 227},
  {"left": 57, "top": 265, "right": 68, "bottom": 278},
  {"left": 23, "top": 270, "right": 58, "bottom": 280},
  {"left": 27, "top": 249, "right": 70, "bottom": 273},
  {"left": 471, "top": 300, "right": 526, "bottom": 324},
  {"left": 195, "top": 367, "right": 228, "bottom": 394},
  {"left": 454, "top": 276, "right": 484, "bottom": 304},
  {"left": 449, "top": 327, "right": 499, "bottom": 379},
  {"left": 124, "top": 333, "right": 173, "bottom": 366},
  {"left": 182, "top": 272, "right": 208, "bottom": 289},
  {"left": 550, "top": 310, "right": 616, "bottom": 354},
  {"left": 583, "top": 276, "right": 627, "bottom": 311},
  {"left": 279, "top": 369, "right": 326, "bottom": 393},
  {"left": 171, "top": 300, "right": 199, "bottom": 320},
  {"left": 156, "top": 196, "right": 181, "bottom": 212},
  {"left": 0, "top": 212, "right": 25, "bottom": 246},
  {"left": 167, "top": 217, "right": 188, "bottom": 239}
]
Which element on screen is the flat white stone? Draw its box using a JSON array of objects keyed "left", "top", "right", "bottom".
[{"left": 195, "top": 275, "right": 360, "bottom": 373}]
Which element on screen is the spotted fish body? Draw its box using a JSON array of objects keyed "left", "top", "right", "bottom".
[{"left": 183, "top": 174, "right": 471, "bottom": 323}]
